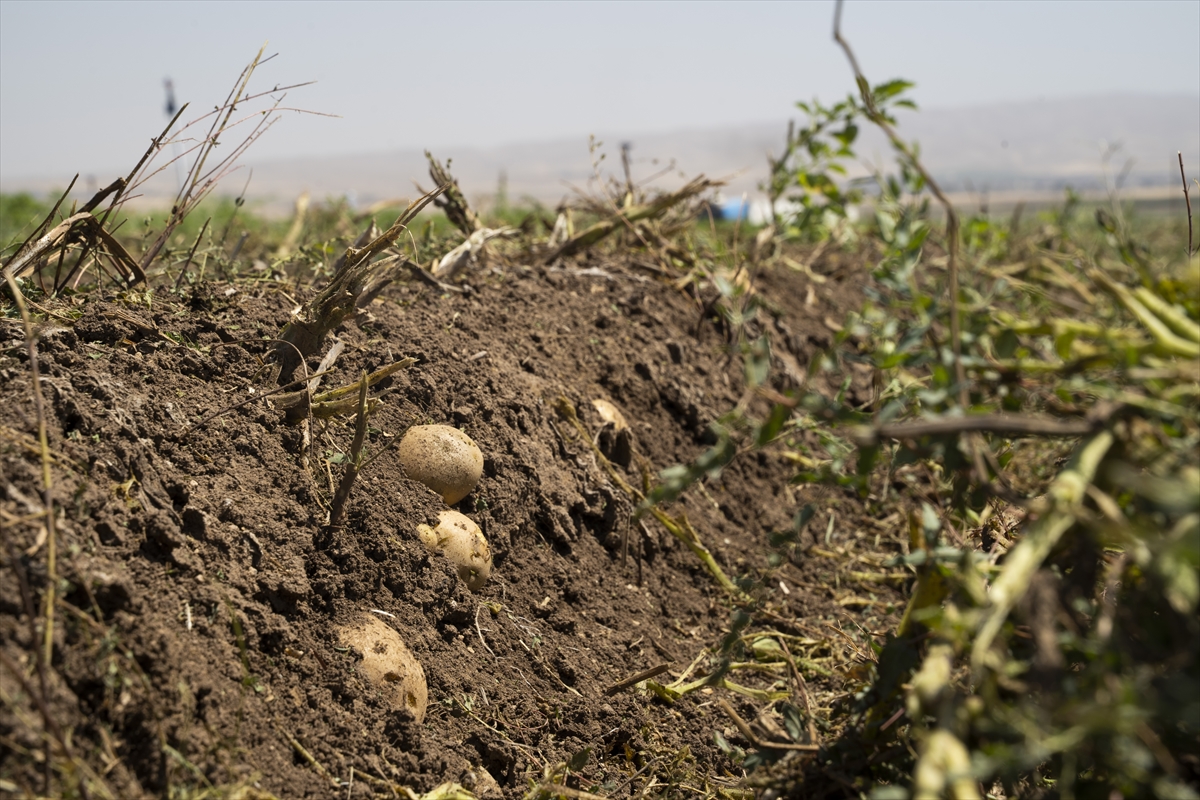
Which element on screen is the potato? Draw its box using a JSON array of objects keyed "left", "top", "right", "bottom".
[
  {"left": 592, "top": 398, "right": 628, "bottom": 430},
  {"left": 337, "top": 615, "right": 427, "bottom": 722},
  {"left": 467, "top": 766, "right": 503, "bottom": 798},
  {"left": 417, "top": 510, "right": 492, "bottom": 591},
  {"left": 397, "top": 425, "right": 483, "bottom": 505},
  {"left": 593, "top": 398, "right": 633, "bottom": 467}
]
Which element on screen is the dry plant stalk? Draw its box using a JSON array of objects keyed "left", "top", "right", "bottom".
[
  {"left": 3, "top": 209, "right": 145, "bottom": 287},
  {"left": 274, "top": 186, "right": 445, "bottom": 383},
  {"left": 274, "top": 357, "right": 415, "bottom": 423},
  {"left": 274, "top": 191, "right": 311, "bottom": 260},
  {"left": 0, "top": 272, "right": 71, "bottom": 797},
  {"left": 425, "top": 152, "right": 480, "bottom": 236},
  {"left": 328, "top": 372, "right": 370, "bottom": 528},
  {"left": 4, "top": 44, "right": 319, "bottom": 293},
  {"left": 547, "top": 176, "right": 720, "bottom": 262},
  {"left": 1178, "top": 152, "right": 1193, "bottom": 257},
  {"left": 138, "top": 45, "right": 324, "bottom": 277}
]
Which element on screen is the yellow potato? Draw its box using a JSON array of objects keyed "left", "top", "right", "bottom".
[
  {"left": 337, "top": 615, "right": 427, "bottom": 722},
  {"left": 397, "top": 425, "right": 484, "bottom": 505},
  {"left": 592, "top": 398, "right": 628, "bottom": 430},
  {"left": 417, "top": 510, "right": 492, "bottom": 592}
]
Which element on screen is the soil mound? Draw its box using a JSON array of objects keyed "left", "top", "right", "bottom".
[{"left": 1, "top": 254, "right": 883, "bottom": 798}]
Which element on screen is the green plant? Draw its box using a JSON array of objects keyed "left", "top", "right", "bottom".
[{"left": 639, "top": 7, "right": 1200, "bottom": 798}]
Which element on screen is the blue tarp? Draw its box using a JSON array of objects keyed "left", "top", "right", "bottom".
[{"left": 717, "top": 198, "right": 750, "bottom": 221}]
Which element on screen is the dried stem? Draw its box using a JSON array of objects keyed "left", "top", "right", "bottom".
[
  {"left": 1180, "top": 152, "right": 1193, "bottom": 258},
  {"left": 174, "top": 217, "right": 210, "bottom": 290},
  {"left": 716, "top": 698, "right": 821, "bottom": 753},
  {"left": 328, "top": 372, "right": 370, "bottom": 528},
  {"left": 547, "top": 176, "right": 719, "bottom": 262},
  {"left": 425, "top": 152, "right": 480, "bottom": 236},
  {"left": 3, "top": 175, "right": 77, "bottom": 273},
  {"left": 3, "top": 273, "right": 59, "bottom": 677},
  {"left": 971, "top": 430, "right": 1115, "bottom": 674},
  {"left": 2, "top": 272, "right": 72, "bottom": 796},
  {"left": 604, "top": 663, "right": 673, "bottom": 696},
  {"left": 852, "top": 413, "right": 1099, "bottom": 448},
  {"left": 274, "top": 185, "right": 445, "bottom": 383}
]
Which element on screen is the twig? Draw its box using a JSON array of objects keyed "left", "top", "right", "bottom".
[
  {"left": 715, "top": 698, "right": 820, "bottom": 752},
  {"left": 98, "top": 104, "right": 186, "bottom": 229},
  {"left": 280, "top": 728, "right": 340, "bottom": 787},
  {"left": 274, "top": 185, "right": 446, "bottom": 382},
  {"left": 852, "top": 413, "right": 1098, "bottom": 447},
  {"left": 604, "top": 663, "right": 673, "bottom": 696},
  {"left": 832, "top": 1, "right": 973, "bottom": 463},
  {"left": 327, "top": 371, "right": 369, "bottom": 528},
  {"left": 3, "top": 273, "right": 59, "bottom": 683},
  {"left": 174, "top": 217, "right": 211, "bottom": 290},
  {"left": 402, "top": 258, "right": 463, "bottom": 293},
  {"left": 547, "top": 176, "right": 720, "bottom": 262},
  {"left": 475, "top": 603, "right": 498, "bottom": 661},
  {"left": 177, "top": 365, "right": 336, "bottom": 438},
  {"left": 135, "top": 48, "right": 325, "bottom": 278},
  {"left": 776, "top": 637, "right": 819, "bottom": 745},
  {"left": 425, "top": 152, "right": 480, "bottom": 235},
  {"left": 3, "top": 175, "right": 77, "bottom": 278},
  {"left": 274, "top": 357, "right": 415, "bottom": 422},
  {"left": 1180, "top": 152, "right": 1193, "bottom": 258}
]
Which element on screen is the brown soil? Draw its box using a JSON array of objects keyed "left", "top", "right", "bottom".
[{"left": 0, "top": 251, "right": 900, "bottom": 798}]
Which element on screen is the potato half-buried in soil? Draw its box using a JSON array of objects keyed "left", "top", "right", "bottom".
[
  {"left": 592, "top": 398, "right": 629, "bottom": 430},
  {"left": 417, "top": 510, "right": 492, "bottom": 591},
  {"left": 337, "top": 615, "right": 428, "bottom": 723},
  {"left": 397, "top": 424, "right": 484, "bottom": 505}
]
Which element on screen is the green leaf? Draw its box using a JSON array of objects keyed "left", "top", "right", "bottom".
[
  {"left": 873, "top": 79, "right": 915, "bottom": 101},
  {"left": 744, "top": 335, "right": 772, "bottom": 388},
  {"left": 755, "top": 402, "right": 792, "bottom": 446},
  {"left": 921, "top": 502, "right": 942, "bottom": 543},
  {"left": 781, "top": 703, "right": 805, "bottom": 742},
  {"left": 995, "top": 328, "right": 1019, "bottom": 359},
  {"left": 566, "top": 746, "right": 591, "bottom": 772},
  {"left": 1054, "top": 331, "right": 1077, "bottom": 360}
]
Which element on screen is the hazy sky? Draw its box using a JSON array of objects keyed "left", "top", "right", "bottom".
[{"left": 1, "top": 0, "right": 1198, "bottom": 181}]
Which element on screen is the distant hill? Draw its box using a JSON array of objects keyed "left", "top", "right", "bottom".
[{"left": 3, "top": 93, "right": 1196, "bottom": 214}]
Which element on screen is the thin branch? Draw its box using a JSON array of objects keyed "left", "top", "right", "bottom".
[
  {"left": 3, "top": 273, "right": 59, "bottom": 678},
  {"left": 716, "top": 698, "right": 821, "bottom": 753},
  {"left": 177, "top": 365, "right": 335, "bottom": 439},
  {"left": 604, "top": 663, "right": 673, "bottom": 696},
  {"left": 833, "top": 0, "right": 982, "bottom": 485},
  {"left": 1180, "top": 152, "right": 1193, "bottom": 258},
  {"left": 3, "top": 175, "right": 77, "bottom": 271},
  {"left": 852, "top": 413, "right": 1098, "bottom": 447},
  {"left": 174, "top": 217, "right": 211, "bottom": 289},
  {"left": 327, "top": 371, "right": 370, "bottom": 528}
]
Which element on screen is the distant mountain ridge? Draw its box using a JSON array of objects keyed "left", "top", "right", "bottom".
[{"left": 3, "top": 93, "right": 1196, "bottom": 212}]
